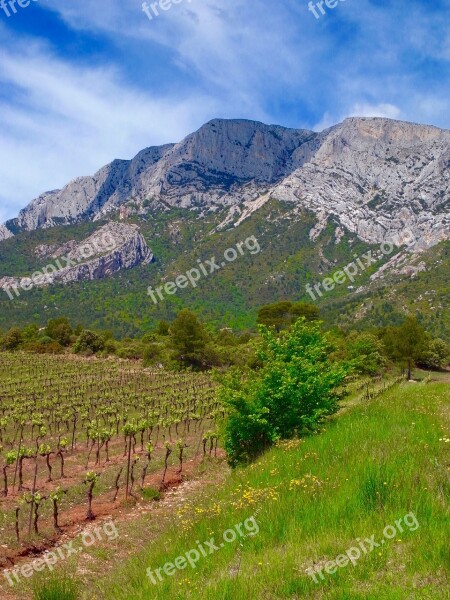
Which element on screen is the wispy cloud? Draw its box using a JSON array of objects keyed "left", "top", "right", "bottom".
[
  {"left": 0, "top": 31, "right": 218, "bottom": 219},
  {"left": 0, "top": 0, "right": 449, "bottom": 221}
]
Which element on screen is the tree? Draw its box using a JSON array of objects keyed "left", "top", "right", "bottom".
[
  {"left": 257, "top": 301, "right": 319, "bottom": 332},
  {"left": 220, "top": 319, "right": 348, "bottom": 466},
  {"left": 418, "top": 338, "right": 450, "bottom": 370},
  {"left": 169, "top": 309, "right": 208, "bottom": 368},
  {"left": 382, "top": 317, "right": 429, "bottom": 380},
  {"left": 156, "top": 320, "right": 170, "bottom": 336},
  {"left": 2, "top": 327, "right": 23, "bottom": 350},
  {"left": 347, "top": 332, "right": 386, "bottom": 375},
  {"left": 143, "top": 343, "right": 162, "bottom": 365},
  {"left": 73, "top": 330, "right": 105, "bottom": 354},
  {"left": 22, "top": 324, "right": 39, "bottom": 341},
  {"left": 290, "top": 302, "right": 321, "bottom": 322},
  {"left": 46, "top": 317, "right": 73, "bottom": 346}
]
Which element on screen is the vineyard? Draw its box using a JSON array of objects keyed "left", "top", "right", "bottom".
[{"left": 0, "top": 353, "right": 220, "bottom": 564}]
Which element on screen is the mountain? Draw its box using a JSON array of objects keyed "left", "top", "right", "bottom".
[
  {"left": 3, "top": 117, "right": 449, "bottom": 249},
  {"left": 0, "top": 117, "right": 449, "bottom": 337},
  {"left": 0, "top": 222, "right": 153, "bottom": 297},
  {"left": 2, "top": 120, "right": 313, "bottom": 233}
]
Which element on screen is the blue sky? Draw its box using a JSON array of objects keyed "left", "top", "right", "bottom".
[{"left": 1, "top": 0, "right": 449, "bottom": 222}]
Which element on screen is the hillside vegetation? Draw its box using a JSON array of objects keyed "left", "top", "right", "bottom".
[
  {"left": 1, "top": 202, "right": 448, "bottom": 339},
  {"left": 87, "top": 380, "right": 449, "bottom": 599}
]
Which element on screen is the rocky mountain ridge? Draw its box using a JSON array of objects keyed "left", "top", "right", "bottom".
[
  {"left": 0, "top": 222, "right": 153, "bottom": 295},
  {"left": 1, "top": 117, "right": 449, "bottom": 258}
]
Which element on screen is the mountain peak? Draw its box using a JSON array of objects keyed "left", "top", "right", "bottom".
[{"left": 1, "top": 117, "right": 448, "bottom": 255}]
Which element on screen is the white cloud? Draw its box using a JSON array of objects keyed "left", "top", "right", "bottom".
[
  {"left": 1, "top": 0, "right": 449, "bottom": 224},
  {"left": 0, "top": 1, "right": 323, "bottom": 221},
  {"left": 347, "top": 103, "right": 402, "bottom": 120},
  {"left": 313, "top": 103, "right": 402, "bottom": 132},
  {"left": 0, "top": 37, "right": 219, "bottom": 221}
]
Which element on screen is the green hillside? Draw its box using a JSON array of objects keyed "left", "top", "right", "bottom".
[
  {"left": 0, "top": 201, "right": 447, "bottom": 338},
  {"left": 65, "top": 379, "right": 449, "bottom": 599}
]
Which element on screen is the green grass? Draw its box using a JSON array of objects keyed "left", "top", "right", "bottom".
[
  {"left": 95, "top": 381, "right": 449, "bottom": 599},
  {"left": 141, "top": 486, "right": 161, "bottom": 502},
  {"left": 33, "top": 574, "right": 79, "bottom": 600}
]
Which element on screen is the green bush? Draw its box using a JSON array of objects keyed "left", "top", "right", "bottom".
[
  {"left": 23, "top": 341, "right": 64, "bottom": 354},
  {"left": 143, "top": 343, "right": 162, "bottom": 365},
  {"left": 219, "top": 318, "right": 349, "bottom": 466},
  {"left": 418, "top": 338, "right": 450, "bottom": 369},
  {"left": 116, "top": 343, "right": 143, "bottom": 360},
  {"left": 103, "top": 339, "right": 117, "bottom": 355},
  {"left": 73, "top": 330, "right": 105, "bottom": 354},
  {"left": 37, "top": 335, "right": 54, "bottom": 345},
  {"left": 45, "top": 317, "right": 73, "bottom": 346},
  {"left": 347, "top": 332, "right": 387, "bottom": 375},
  {"left": 1, "top": 327, "right": 22, "bottom": 350}
]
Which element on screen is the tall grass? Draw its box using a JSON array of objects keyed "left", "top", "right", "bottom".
[
  {"left": 33, "top": 574, "right": 79, "bottom": 600},
  {"left": 97, "top": 381, "right": 449, "bottom": 599}
]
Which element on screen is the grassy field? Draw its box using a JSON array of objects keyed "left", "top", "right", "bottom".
[
  {"left": 5, "top": 377, "right": 448, "bottom": 599},
  {"left": 65, "top": 378, "right": 448, "bottom": 599}
]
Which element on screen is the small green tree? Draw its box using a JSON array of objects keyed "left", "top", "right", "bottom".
[
  {"left": 73, "top": 330, "right": 105, "bottom": 354},
  {"left": 383, "top": 317, "right": 429, "bottom": 380},
  {"left": 170, "top": 309, "right": 208, "bottom": 368},
  {"left": 156, "top": 320, "right": 170, "bottom": 336},
  {"left": 46, "top": 317, "right": 73, "bottom": 346},
  {"left": 143, "top": 343, "right": 162, "bottom": 366},
  {"left": 2, "top": 327, "right": 23, "bottom": 351},
  {"left": 220, "top": 319, "right": 348, "bottom": 466},
  {"left": 418, "top": 338, "right": 450, "bottom": 370},
  {"left": 347, "top": 332, "right": 386, "bottom": 375}
]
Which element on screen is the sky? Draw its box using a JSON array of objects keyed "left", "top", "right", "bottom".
[{"left": 0, "top": 0, "right": 449, "bottom": 222}]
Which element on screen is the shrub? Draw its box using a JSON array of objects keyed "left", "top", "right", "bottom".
[
  {"left": 156, "top": 320, "right": 170, "bottom": 336},
  {"left": 143, "top": 343, "right": 162, "bottom": 365},
  {"left": 418, "top": 338, "right": 450, "bottom": 370},
  {"left": 1, "top": 327, "right": 23, "bottom": 350},
  {"left": 23, "top": 341, "right": 64, "bottom": 354},
  {"left": 73, "top": 330, "right": 105, "bottom": 354},
  {"left": 347, "top": 332, "right": 387, "bottom": 375},
  {"left": 116, "top": 343, "right": 143, "bottom": 360},
  {"left": 141, "top": 486, "right": 161, "bottom": 501},
  {"left": 103, "top": 339, "right": 117, "bottom": 355},
  {"left": 142, "top": 332, "right": 157, "bottom": 344},
  {"left": 45, "top": 317, "right": 73, "bottom": 346},
  {"left": 220, "top": 319, "right": 349, "bottom": 466}
]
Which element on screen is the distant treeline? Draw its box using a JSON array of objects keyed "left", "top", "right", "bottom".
[{"left": 1, "top": 301, "right": 448, "bottom": 374}]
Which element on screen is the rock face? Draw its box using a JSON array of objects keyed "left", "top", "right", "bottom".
[
  {"left": 0, "top": 222, "right": 153, "bottom": 294},
  {"left": 2, "top": 117, "right": 449, "bottom": 255},
  {"left": 0, "top": 224, "right": 13, "bottom": 241},
  {"left": 10, "top": 146, "right": 173, "bottom": 231},
  {"left": 272, "top": 118, "right": 450, "bottom": 250}
]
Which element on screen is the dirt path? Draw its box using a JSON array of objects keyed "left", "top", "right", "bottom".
[{"left": 0, "top": 451, "right": 228, "bottom": 599}]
